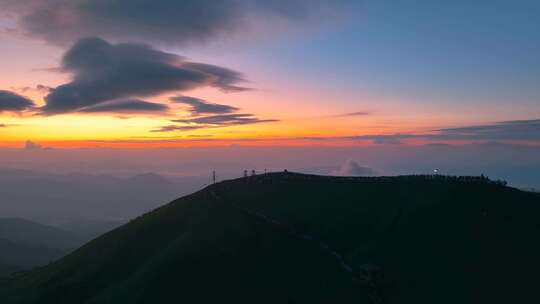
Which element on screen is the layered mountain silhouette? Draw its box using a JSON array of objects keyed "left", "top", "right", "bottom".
[
  {"left": 2, "top": 172, "right": 540, "bottom": 303},
  {"left": 0, "top": 218, "right": 82, "bottom": 250},
  {"left": 0, "top": 218, "right": 83, "bottom": 276},
  {"left": 0, "top": 168, "right": 204, "bottom": 222}
]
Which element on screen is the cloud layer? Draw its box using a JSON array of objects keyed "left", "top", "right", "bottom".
[
  {"left": 23, "top": 140, "right": 46, "bottom": 150},
  {"left": 41, "top": 37, "right": 249, "bottom": 114},
  {"left": 171, "top": 96, "right": 239, "bottom": 115},
  {"left": 154, "top": 95, "right": 278, "bottom": 132},
  {"left": 78, "top": 99, "right": 169, "bottom": 114},
  {"left": 433, "top": 120, "right": 540, "bottom": 141},
  {"left": 0, "top": 90, "right": 34, "bottom": 112},
  {"left": 334, "top": 111, "right": 370, "bottom": 117},
  {"left": 155, "top": 113, "right": 278, "bottom": 132},
  {"left": 4, "top": 0, "right": 347, "bottom": 46},
  {"left": 353, "top": 119, "right": 540, "bottom": 144},
  {"left": 332, "top": 159, "right": 377, "bottom": 176},
  {"left": 173, "top": 114, "right": 278, "bottom": 125}
]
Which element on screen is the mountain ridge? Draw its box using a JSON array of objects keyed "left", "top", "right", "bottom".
[{"left": 2, "top": 172, "right": 540, "bottom": 303}]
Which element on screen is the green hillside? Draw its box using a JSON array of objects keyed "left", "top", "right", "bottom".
[{"left": 2, "top": 172, "right": 540, "bottom": 303}]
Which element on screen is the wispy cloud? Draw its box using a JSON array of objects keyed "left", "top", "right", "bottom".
[
  {"left": 297, "top": 119, "right": 540, "bottom": 145},
  {"left": 154, "top": 93, "right": 278, "bottom": 132},
  {"left": 173, "top": 113, "right": 278, "bottom": 125},
  {"left": 338, "top": 119, "right": 540, "bottom": 144},
  {"left": 78, "top": 99, "right": 169, "bottom": 114},
  {"left": 153, "top": 113, "right": 279, "bottom": 132},
  {"left": 332, "top": 111, "right": 370, "bottom": 117},
  {"left": 431, "top": 119, "right": 540, "bottom": 141},
  {"left": 170, "top": 96, "right": 239, "bottom": 115},
  {"left": 151, "top": 125, "right": 208, "bottom": 133},
  {"left": 352, "top": 134, "right": 418, "bottom": 144}
]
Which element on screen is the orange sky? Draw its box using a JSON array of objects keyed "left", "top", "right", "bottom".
[
  {"left": 0, "top": 66, "right": 470, "bottom": 149},
  {"left": 1, "top": 6, "right": 539, "bottom": 149}
]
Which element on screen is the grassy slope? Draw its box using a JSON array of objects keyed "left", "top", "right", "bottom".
[
  {"left": 217, "top": 173, "right": 540, "bottom": 303},
  {"left": 2, "top": 172, "right": 540, "bottom": 303}
]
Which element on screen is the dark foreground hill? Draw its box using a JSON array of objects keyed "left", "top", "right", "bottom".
[{"left": 2, "top": 172, "right": 540, "bottom": 304}]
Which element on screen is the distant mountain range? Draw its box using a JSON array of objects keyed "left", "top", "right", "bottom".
[
  {"left": 0, "top": 168, "right": 207, "bottom": 278},
  {"left": 2, "top": 172, "right": 540, "bottom": 303},
  {"left": 0, "top": 218, "right": 83, "bottom": 276},
  {"left": 0, "top": 217, "right": 130, "bottom": 278},
  {"left": 0, "top": 218, "right": 82, "bottom": 250},
  {"left": 0, "top": 168, "right": 207, "bottom": 222}
]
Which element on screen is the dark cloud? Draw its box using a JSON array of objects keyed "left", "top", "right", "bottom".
[
  {"left": 295, "top": 119, "right": 540, "bottom": 145},
  {"left": 170, "top": 96, "right": 239, "bottom": 115},
  {"left": 332, "top": 160, "right": 377, "bottom": 176},
  {"left": 180, "top": 63, "right": 252, "bottom": 93},
  {"left": 151, "top": 125, "right": 210, "bottom": 133},
  {"left": 78, "top": 99, "right": 169, "bottom": 114},
  {"left": 432, "top": 119, "right": 540, "bottom": 141},
  {"left": 5, "top": 0, "right": 348, "bottom": 46},
  {"left": 154, "top": 113, "right": 278, "bottom": 132},
  {"left": 155, "top": 94, "right": 277, "bottom": 132},
  {"left": 173, "top": 113, "right": 278, "bottom": 125},
  {"left": 351, "top": 119, "right": 540, "bottom": 144},
  {"left": 41, "top": 37, "right": 249, "bottom": 114},
  {"left": 353, "top": 134, "right": 416, "bottom": 145},
  {"left": 0, "top": 90, "right": 35, "bottom": 112}
]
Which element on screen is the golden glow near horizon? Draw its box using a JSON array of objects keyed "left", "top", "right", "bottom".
[
  {"left": 0, "top": 84, "right": 395, "bottom": 148},
  {"left": 0, "top": 36, "right": 509, "bottom": 149},
  {"left": 0, "top": 86, "right": 495, "bottom": 149},
  {"left": 4, "top": 80, "right": 535, "bottom": 149},
  {"left": 1, "top": 2, "right": 540, "bottom": 150}
]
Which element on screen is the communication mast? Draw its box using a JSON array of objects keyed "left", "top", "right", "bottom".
[{"left": 212, "top": 170, "right": 216, "bottom": 184}]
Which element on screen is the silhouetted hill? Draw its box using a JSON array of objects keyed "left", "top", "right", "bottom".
[
  {"left": 0, "top": 218, "right": 82, "bottom": 250},
  {"left": 0, "top": 238, "right": 65, "bottom": 277},
  {"left": 2, "top": 172, "right": 540, "bottom": 303},
  {"left": 0, "top": 218, "right": 85, "bottom": 277}
]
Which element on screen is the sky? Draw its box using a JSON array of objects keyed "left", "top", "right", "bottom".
[{"left": 0, "top": 0, "right": 538, "bottom": 148}]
